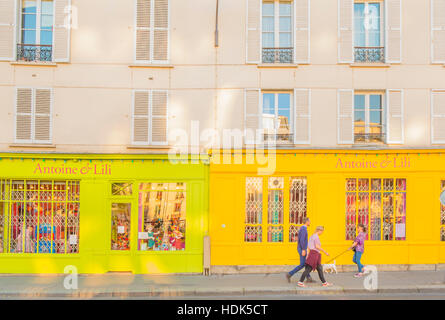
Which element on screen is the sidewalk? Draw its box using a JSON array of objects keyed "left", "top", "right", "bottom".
[{"left": 0, "top": 270, "right": 444, "bottom": 298}]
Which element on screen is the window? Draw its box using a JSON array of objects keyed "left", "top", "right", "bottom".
[
  {"left": 18, "top": 0, "right": 54, "bottom": 62},
  {"left": 245, "top": 176, "right": 308, "bottom": 243},
  {"left": 111, "top": 203, "right": 131, "bottom": 250},
  {"left": 354, "top": 92, "right": 385, "bottom": 143},
  {"left": 346, "top": 178, "right": 406, "bottom": 241},
  {"left": 132, "top": 90, "right": 168, "bottom": 145},
  {"left": 441, "top": 181, "right": 445, "bottom": 241},
  {"left": 111, "top": 183, "right": 133, "bottom": 196},
  {"left": 15, "top": 88, "right": 52, "bottom": 144},
  {"left": 135, "top": 0, "right": 169, "bottom": 63},
  {"left": 138, "top": 183, "right": 186, "bottom": 251},
  {"left": 262, "top": 0, "right": 293, "bottom": 63},
  {"left": 0, "top": 179, "right": 80, "bottom": 254},
  {"left": 262, "top": 92, "right": 293, "bottom": 144},
  {"left": 354, "top": 1, "right": 384, "bottom": 62}
]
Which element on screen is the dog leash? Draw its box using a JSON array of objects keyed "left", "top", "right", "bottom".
[{"left": 324, "top": 247, "right": 352, "bottom": 264}]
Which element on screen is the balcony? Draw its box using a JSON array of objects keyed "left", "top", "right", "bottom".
[
  {"left": 354, "top": 47, "right": 385, "bottom": 63},
  {"left": 354, "top": 133, "right": 386, "bottom": 144},
  {"left": 262, "top": 48, "right": 294, "bottom": 64},
  {"left": 17, "top": 44, "right": 53, "bottom": 63}
]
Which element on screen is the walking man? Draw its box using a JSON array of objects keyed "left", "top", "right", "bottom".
[{"left": 286, "top": 217, "right": 313, "bottom": 283}]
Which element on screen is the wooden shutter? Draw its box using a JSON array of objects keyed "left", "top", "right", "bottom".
[
  {"left": 135, "top": 0, "right": 151, "bottom": 62},
  {"left": 246, "top": 0, "right": 261, "bottom": 63},
  {"left": 386, "top": 0, "right": 401, "bottom": 63},
  {"left": 15, "top": 88, "right": 33, "bottom": 142},
  {"left": 431, "top": 90, "right": 445, "bottom": 144},
  {"left": 34, "top": 89, "right": 52, "bottom": 142},
  {"left": 337, "top": 89, "right": 354, "bottom": 144},
  {"left": 386, "top": 89, "right": 404, "bottom": 144},
  {"left": 153, "top": 0, "right": 169, "bottom": 63},
  {"left": 294, "top": 89, "right": 311, "bottom": 144},
  {"left": 432, "top": 0, "right": 445, "bottom": 63},
  {"left": 338, "top": 0, "right": 353, "bottom": 63},
  {"left": 294, "top": 0, "right": 310, "bottom": 63},
  {"left": 244, "top": 89, "right": 261, "bottom": 144},
  {"left": 0, "top": 0, "right": 16, "bottom": 61},
  {"left": 132, "top": 90, "right": 149, "bottom": 144},
  {"left": 54, "top": 0, "right": 71, "bottom": 62},
  {"left": 151, "top": 90, "right": 168, "bottom": 144}
]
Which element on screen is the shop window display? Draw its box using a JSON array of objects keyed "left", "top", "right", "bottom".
[
  {"left": 441, "top": 181, "right": 445, "bottom": 241},
  {"left": 111, "top": 203, "right": 131, "bottom": 250},
  {"left": 268, "top": 177, "right": 284, "bottom": 242},
  {"left": 346, "top": 178, "right": 406, "bottom": 241},
  {"left": 138, "top": 183, "right": 186, "bottom": 251},
  {"left": 0, "top": 179, "right": 80, "bottom": 254}
]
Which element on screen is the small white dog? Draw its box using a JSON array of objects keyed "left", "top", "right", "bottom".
[{"left": 322, "top": 260, "right": 338, "bottom": 274}]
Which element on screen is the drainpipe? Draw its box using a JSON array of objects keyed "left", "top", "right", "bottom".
[{"left": 215, "top": 0, "right": 219, "bottom": 47}]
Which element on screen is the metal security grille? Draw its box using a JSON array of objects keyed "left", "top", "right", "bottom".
[
  {"left": 244, "top": 176, "right": 308, "bottom": 243},
  {"left": 0, "top": 179, "right": 80, "bottom": 254},
  {"left": 441, "top": 181, "right": 445, "bottom": 241},
  {"left": 346, "top": 178, "right": 406, "bottom": 241},
  {"left": 245, "top": 177, "right": 263, "bottom": 242}
]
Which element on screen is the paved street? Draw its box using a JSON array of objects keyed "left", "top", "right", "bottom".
[{"left": 0, "top": 270, "right": 444, "bottom": 299}]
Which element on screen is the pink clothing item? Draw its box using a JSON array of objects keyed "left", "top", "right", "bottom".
[
  {"left": 308, "top": 233, "right": 321, "bottom": 252},
  {"left": 355, "top": 232, "right": 366, "bottom": 253}
]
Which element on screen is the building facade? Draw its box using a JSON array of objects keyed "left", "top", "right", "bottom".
[{"left": 0, "top": 0, "right": 445, "bottom": 273}]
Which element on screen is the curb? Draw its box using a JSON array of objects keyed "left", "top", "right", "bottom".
[{"left": 1, "top": 285, "right": 444, "bottom": 298}]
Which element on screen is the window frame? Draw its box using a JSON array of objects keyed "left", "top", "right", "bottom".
[
  {"left": 261, "top": 90, "right": 294, "bottom": 144},
  {"left": 353, "top": 0, "right": 384, "bottom": 48},
  {"left": 353, "top": 90, "right": 386, "bottom": 144}
]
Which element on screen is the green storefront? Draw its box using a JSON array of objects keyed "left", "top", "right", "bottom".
[{"left": 0, "top": 153, "right": 209, "bottom": 274}]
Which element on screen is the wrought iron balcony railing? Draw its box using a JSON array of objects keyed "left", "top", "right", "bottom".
[
  {"left": 354, "top": 133, "right": 386, "bottom": 143},
  {"left": 17, "top": 44, "right": 53, "bottom": 62},
  {"left": 354, "top": 47, "right": 385, "bottom": 63},
  {"left": 262, "top": 47, "right": 294, "bottom": 64},
  {"left": 264, "top": 133, "right": 294, "bottom": 144}
]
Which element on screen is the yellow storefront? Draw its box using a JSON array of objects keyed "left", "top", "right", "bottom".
[
  {"left": 0, "top": 153, "right": 209, "bottom": 274},
  {"left": 209, "top": 150, "right": 445, "bottom": 268}
]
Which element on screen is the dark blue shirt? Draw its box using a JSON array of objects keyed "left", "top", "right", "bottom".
[{"left": 298, "top": 225, "right": 308, "bottom": 252}]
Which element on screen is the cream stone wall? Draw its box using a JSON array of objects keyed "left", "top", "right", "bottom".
[{"left": 0, "top": 0, "right": 444, "bottom": 154}]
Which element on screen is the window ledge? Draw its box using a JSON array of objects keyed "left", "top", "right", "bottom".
[
  {"left": 10, "top": 61, "right": 58, "bottom": 67},
  {"left": 9, "top": 143, "right": 56, "bottom": 148},
  {"left": 129, "top": 64, "right": 174, "bottom": 69},
  {"left": 257, "top": 63, "right": 298, "bottom": 69},
  {"left": 349, "top": 63, "right": 390, "bottom": 68},
  {"left": 127, "top": 145, "right": 172, "bottom": 150}
]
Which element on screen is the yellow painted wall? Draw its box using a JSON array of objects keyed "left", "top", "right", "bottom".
[{"left": 209, "top": 150, "right": 445, "bottom": 266}]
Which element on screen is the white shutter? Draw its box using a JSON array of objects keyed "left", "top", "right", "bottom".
[
  {"left": 244, "top": 89, "right": 261, "bottom": 144},
  {"left": 132, "top": 90, "right": 150, "bottom": 144},
  {"left": 386, "top": 89, "right": 404, "bottom": 144},
  {"left": 0, "top": 0, "right": 16, "bottom": 61},
  {"left": 34, "top": 89, "right": 52, "bottom": 143},
  {"left": 153, "top": 0, "right": 169, "bottom": 63},
  {"left": 385, "top": 0, "right": 402, "bottom": 63},
  {"left": 294, "top": 0, "right": 310, "bottom": 63},
  {"left": 294, "top": 89, "right": 311, "bottom": 144},
  {"left": 151, "top": 90, "right": 168, "bottom": 145},
  {"left": 246, "top": 0, "right": 261, "bottom": 63},
  {"left": 431, "top": 90, "right": 445, "bottom": 144},
  {"left": 15, "top": 88, "right": 33, "bottom": 142},
  {"left": 338, "top": 0, "right": 353, "bottom": 63},
  {"left": 135, "top": 0, "right": 151, "bottom": 62},
  {"left": 54, "top": 0, "right": 71, "bottom": 62},
  {"left": 432, "top": 0, "right": 445, "bottom": 63},
  {"left": 337, "top": 89, "right": 354, "bottom": 144}
]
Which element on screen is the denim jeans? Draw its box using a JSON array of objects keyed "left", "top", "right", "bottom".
[
  {"left": 288, "top": 248, "right": 312, "bottom": 279},
  {"left": 353, "top": 251, "right": 364, "bottom": 273}
]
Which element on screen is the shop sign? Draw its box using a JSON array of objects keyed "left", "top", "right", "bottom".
[
  {"left": 33, "top": 163, "right": 112, "bottom": 176},
  {"left": 336, "top": 156, "right": 411, "bottom": 170}
]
